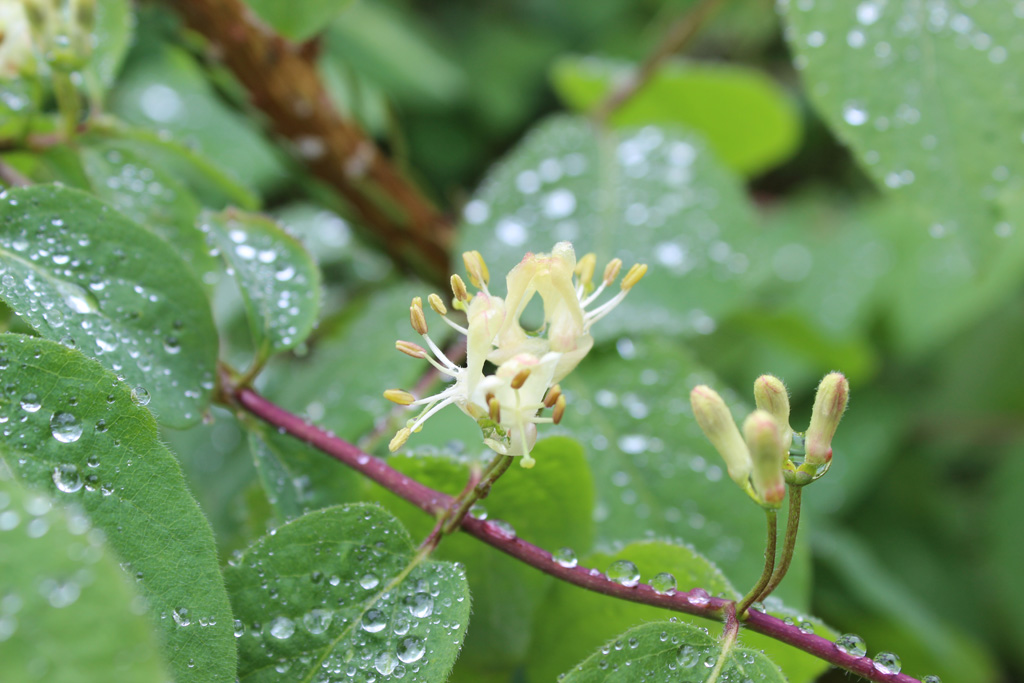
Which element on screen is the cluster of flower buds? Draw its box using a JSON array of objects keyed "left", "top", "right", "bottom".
[
  {"left": 385, "top": 242, "right": 647, "bottom": 468},
  {"left": 1, "top": 0, "right": 96, "bottom": 78},
  {"left": 690, "top": 372, "right": 849, "bottom": 507}
]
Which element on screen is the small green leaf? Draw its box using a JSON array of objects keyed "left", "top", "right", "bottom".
[
  {"left": 528, "top": 540, "right": 830, "bottom": 683},
  {"left": 560, "top": 621, "right": 786, "bottom": 683},
  {"left": 0, "top": 474, "right": 170, "bottom": 683},
  {"left": 244, "top": 0, "right": 354, "bottom": 42},
  {"left": 456, "top": 115, "right": 760, "bottom": 341},
  {"left": 364, "top": 437, "right": 594, "bottom": 676},
  {"left": 0, "top": 184, "right": 218, "bottom": 427},
  {"left": 225, "top": 503, "right": 471, "bottom": 683},
  {"left": 0, "top": 334, "right": 236, "bottom": 682},
  {"left": 203, "top": 209, "right": 321, "bottom": 354},
  {"left": 551, "top": 56, "right": 802, "bottom": 176},
  {"left": 89, "top": 0, "right": 133, "bottom": 88}
]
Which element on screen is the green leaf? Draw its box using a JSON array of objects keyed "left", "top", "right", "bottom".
[
  {"left": 782, "top": 1, "right": 1024, "bottom": 353},
  {"left": 364, "top": 437, "right": 595, "bottom": 676},
  {"left": 986, "top": 442, "right": 1024, "bottom": 669},
  {"left": 262, "top": 283, "right": 427, "bottom": 443},
  {"left": 0, "top": 184, "right": 218, "bottom": 427},
  {"left": 244, "top": 0, "right": 354, "bottom": 42},
  {"left": 225, "top": 503, "right": 471, "bottom": 683},
  {"left": 78, "top": 140, "right": 214, "bottom": 275},
  {"left": 203, "top": 209, "right": 322, "bottom": 355},
  {"left": 456, "top": 114, "right": 760, "bottom": 341},
  {"left": 551, "top": 56, "right": 802, "bottom": 176},
  {"left": 556, "top": 335, "right": 809, "bottom": 603},
  {"left": 0, "top": 334, "right": 236, "bottom": 682},
  {"left": 560, "top": 621, "right": 786, "bottom": 683},
  {"left": 89, "top": 0, "right": 133, "bottom": 88},
  {"left": 0, "top": 474, "right": 170, "bottom": 683},
  {"left": 528, "top": 540, "right": 830, "bottom": 683}
]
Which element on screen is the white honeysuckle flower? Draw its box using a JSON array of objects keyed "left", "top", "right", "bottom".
[
  {"left": 386, "top": 242, "right": 646, "bottom": 468},
  {"left": 0, "top": 3, "right": 33, "bottom": 79}
]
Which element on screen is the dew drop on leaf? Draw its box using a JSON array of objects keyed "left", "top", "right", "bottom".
[
  {"left": 49, "top": 412, "right": 83, "bottom": 443},
  {"left": 51, "top": 464, "right": 83, "bottom": 493},
  {"left": 268, "top": 616, "right": 295, "bottom": 640}
]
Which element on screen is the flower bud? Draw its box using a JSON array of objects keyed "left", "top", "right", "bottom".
[
  {"left": 744, "top": 410, "right": 786, "bottom": 507},
  {"left": 805, "top": 372, "right": 849, "bottom": 467},
  {"left": 753, "top": 374, "right": 792, "bottom": 447},
  {"left": 690, "top": 385, "right": 752, "bottom": 487}
]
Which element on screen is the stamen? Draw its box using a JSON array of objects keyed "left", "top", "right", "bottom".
[
  {"left": 450, "top": 274, "right": 470, "bottom": 302},
  {"left": 383, "top": 389, "right": 416, "bottom": 405},
  {"left": 408, "top": 395, "right": 457, "bottom": 432},
  {"left": 575, "top": 253, "right": 597, "bottom": 293},
  {"left": 621, "top": 263, "right": 648, "bottom": 290},
  {"left": 511, "top": 368, "right": 531, "bottom": 390},
  {"left": 603, "top": 258, "right": 623, "bottom": 286},
  {"left": 421, "top": 333, "right": 461, "bottom": 373},
  {"left": 488, "top": 396, "right": 501, "bottom": 422},
  {"left": 543, "top": 384, "right": 561, "bottom": 408},
  {"left": 552, "top": 394, "right": 567, "bottom": 424},
  {"left": 428, "top": 293, "right": 447, "bottom": 315},
  {"left": 438, "top": 316, "right": 469, "bottom": 335},
  {"left": 389, "top": 427, "right": 411, "bottom": 452},
  {"left": 463, "top": 250, "right": 491, "bottom": 291},
  {"left": 396, "top": 340, "right": 427, "bottom": 359}
]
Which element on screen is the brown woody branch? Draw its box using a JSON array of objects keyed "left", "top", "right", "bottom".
[{"left": 170, "top": 0, "right": 452, "bottom": 283}]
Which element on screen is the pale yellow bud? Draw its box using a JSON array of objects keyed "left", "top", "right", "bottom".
[
  {"left": 805, "top": 372, "right": 849, "bottom": 467},
  {"left": 753, "top": 374, "right": 792, "bottom": 446},
  {"left": 462, "top": 250, "right": 490, "bottom": 289},
  {"left": 428, "top": 293, "right": 447, "bottom": 315},
  {"left": 395, "top": 340, "right": 427, "bottom": 359},
  {"left": 690, "top": 385, "right": 752, "bottom": 487},
  {"left": 410, "top": 297, "right": 428, "bottom": 335},
  {"left": 621, "top": 263, "right": 648, "bottom": 291},
  {"left": 744, "top": 410, "right": 786, "bottom": 507},
  {"left": 383, "top": 389, "right": 415, "bottom": 406},
  {"left": 603, "top": 258, "right": 623, "bottom": 285},
  {"left": 389, "top": 427, "right": 411, "bottom": 452}
]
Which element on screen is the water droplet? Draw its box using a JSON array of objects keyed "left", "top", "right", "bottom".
[
  {"left": 873, "top": 652, "right": 901, "bottom": 675},
  {"left": 303, "top": 608, "right": 333, "bottom": 634},
  {"left": 678, "top": 644, "right": 700, "bottom": 668},
  {"left": 406, "top": 592, "right": 434, "bottom": 618},
  {"left": 836, "top": 633, "right": 867, "bottom": 657},
  {"left": 362, "top": 608, "right": 387, "bottom": 632},
  {"left": 922, "top": 676, "right": 942, "bottom": 683},
  {"left": 233, "top": 619, "right": 245, "bottom": 637},
  {"left": 553, "top": 547, "right": 578, "bottom": 568},
  {"left": 20, "top": 394, "right": 41, "bottom": 412},
  {"left": 359, "top": 573, "right": 380, "bottom": 590},
  {"left": 164, "top": 336, "right": 181, "bottom": 354},
  {"left": 687, "top": 588, "right": 710, "bottom": 606},
  {"left": 650, "top": 572, "right": 677, "bottom": 595},
  {"left": 397, "top": 636, "right": 426, "bottom": 664},
  {"left": 469, "top": 503, "right": 487, "bottom": 520},
  {"left": 607, "top": 559, "right": 641, "bottom": 587},
  {"left": 269, "top": 616, "right": 295, "bottom": 640},
  {"left": 798, "top": 620, "right": 815, "bottom": 634},
  {"left": 49, "top": 412, "right": 82, "bottom": 443},
  {"left": 131, "top": 386, "right": 151, "bottom": 406},
  {"left": 172, "top": 607, "right": 191, "bottom": 627},
  {"left": 51, "top": 464, "right": 83, "bottom": 493},
  {"left": 374, "top": 651, "right": 398, "bottom": 676},
  {"left": 843, "top": 101, "right": 869, "bottom": 126}
]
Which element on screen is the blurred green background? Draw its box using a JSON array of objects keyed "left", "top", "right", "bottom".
[{"left": 3, "top": 0, "right": 1023, "bottom": 681}]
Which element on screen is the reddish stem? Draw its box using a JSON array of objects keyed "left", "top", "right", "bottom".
[{"left": 230, "top": 383, "right": 922, "bottom": 683}]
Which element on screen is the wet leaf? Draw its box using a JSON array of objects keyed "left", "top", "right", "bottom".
[
  {"left": 0, "top": 184, "right": 218, "bottom": 427},
  {"left": 551, "top": 56, "right": 802, "bottom": 176},
  {"left": 0, "top": 474, "right": 170, "bottom": 683},
  {"left": 0, "top": 334, "right": 236, "bottom": 682},
  {"left": 203, "top": 209, "right": 322, "bottom": 355},
  {"left": 560, "top": 620, "right": 786, "bottom": 683},
  {"left": 456, "top": 115, "right": 760, "bottom": 341},
  {"left": 225, "top": 503, "right": 471, "bottom": 683}
]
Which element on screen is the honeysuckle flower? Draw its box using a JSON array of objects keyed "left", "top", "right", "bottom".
[
  {"left": 385, "top": 242, "right": 646, "bottom": 468},
  {"left": 690, "top": 385, "right": 752, "bottom": 489}
]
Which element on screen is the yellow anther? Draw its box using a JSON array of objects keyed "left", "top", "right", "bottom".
[
  {"left": 395, "top": 340, "right": 427, "bottom": 359},
  {"left": 603, "top": 258, "right": 623, "bottom": 285},
  {"left": 488, "top": 396, "right": 501, "bottom": 422},
  {"left": 410, "top": 297, "right": 428, "bottom": 335},
  {"left": 543, "top": 384, "right": 561, "bottom": 408},
  {"left": 383, "top": 389, "right": 416, "bottom": 406},
  {"left": 621, "top": 263, "right": 648, "bottom": 291},
  {"left": 450, "top": 274, "right": 470, "bottom": 302},
  {"left": 428, "top": 293, "right": 447, "bottom": 316},
  {"left": 576, "top": 253, "right": 597, "bottom": 289},
  {"left": 552, "top": 394, "right": 567, "bottom": 424},
  {"left": 511, "top": 368, "right": 531, "bottom": 390},
  {"left": 462, "top": 250, "right": 490, "bottom": 289},
  {"left": 389, "top": 427, "right": 411, "bottom": 452}
]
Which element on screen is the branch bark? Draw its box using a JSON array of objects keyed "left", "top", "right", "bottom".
[
  {"left": 170, "top": 0, "right": 452, "bottom": 283},
  {"left": 226, "top": 378, "right": 923, "bottom": 683}
]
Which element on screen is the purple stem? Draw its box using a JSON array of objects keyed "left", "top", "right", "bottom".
[{"left": 233, "top": 384, "right": 922, "bottom": 683}]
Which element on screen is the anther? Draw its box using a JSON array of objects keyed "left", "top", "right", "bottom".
[
  {"left": 410, "top": 297, "right": 428, "bottom": 335},
  {"left": 603, "top": 258, "right": 623, "bottom": 285},
  {"left": 428, "top": 293, "right": 447, "bottom": 315},
  {"left": 488, "top": 396, "right": 501, "bottom": 422},
  {"left": 383, "top": 389, "right": 416, "bottom": 405},
  {"left": 621, "top": 263, "right": 648, "bottom": 290},
  {"left": 543, "top": 384, "right": 561, "bottom": 408},
  {"left": 395, "top": 340, "right": 427, "bottom": 358},
  {"left": 463, "top": 250, "right": 490, "bottom": 289},
  {"left": 389, "top": 427, "right": 411, "bottom": 452},
  {"left": 552, "top": 394, "right": 567, "bottom": 424},
  {"left": 576, "top": 253, "right": 597, "bottom": 289},
  {"left": 450, "top": 274, "right": 470, "bottom": 302},
  {"left": 511, "top": 368, "right": 531, "bottom": 390}
]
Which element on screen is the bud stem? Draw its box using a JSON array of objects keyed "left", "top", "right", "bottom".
[
  {"left": 442, "top": 453, "right": 515, "bottom": 535},
  {"left": 757, "top": 486, "right": 802, "bottom": 603},
  {"left": 736, "top": 509, "right": 778, "bottom": 617}
]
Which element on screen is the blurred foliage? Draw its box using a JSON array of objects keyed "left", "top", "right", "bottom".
[{"left": 1, "top": 0, "right": 1023, "bottom": 681}]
